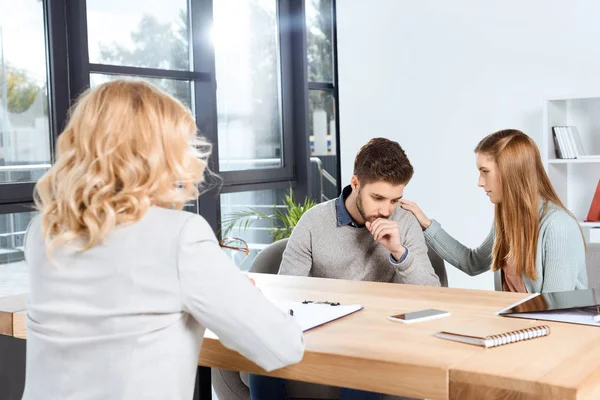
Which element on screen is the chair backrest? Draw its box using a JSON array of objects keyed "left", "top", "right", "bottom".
[
  {"left": 427, "top": 245, "right": 448, "bottom": 287},
  {"left": 586, "top": 244, "right": 600, "bottom": 289},
  {"left": 249, "top": 238, "right": 289, "bottom": 274},
  {"left": 249, "top": 238, "right": 449, "bottom": 287}
]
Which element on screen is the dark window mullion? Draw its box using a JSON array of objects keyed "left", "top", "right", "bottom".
[
  {"left": 0, "top": 203, "right": 36, "bottom": 216},
  {"left": 45, "top": 0, "right": 71, "bottom": 157},
  {"left": 65, "top": 0, "right": 91, "bottom": 99},
  {"left": 279, "top": 0, "right": 311, "bottom": 201},
  {"left": 331, "top": 0, "right": 341, "bottom": 195},
  {"left": 276, "top": 0, "right": 299, "bottom": 183},
  {"left": 220, "top": 169, "right": 298, "bottom": 188},
  {"left": 191, "top": 0, "right": 220, "bottom": 232},
  {"left": 89, "top": 63, "right": 211, "bottom": 82},
  {"left": 219, "top": 179, "right": 294, "bottom": 195},
  {"left": 308, "top": 82, "right": 334, "bottom": 90},
  {"left": 0, "top": 183, "right": 38, "bottom": 205}
]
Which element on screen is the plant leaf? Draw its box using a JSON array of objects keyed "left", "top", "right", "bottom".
[
  {"left": 221, "top": 186, "right": 318, "bottom": 242},
  {"left": 220, "top": 208, "right": 275, "bottom": 237}
]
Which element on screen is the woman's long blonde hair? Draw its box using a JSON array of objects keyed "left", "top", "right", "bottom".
[
  {"left": 35, "top": 80, "right": 210, "bottom": 253},
  {"left": 475, "top": 129, "right": 581, "bottom": 280}
]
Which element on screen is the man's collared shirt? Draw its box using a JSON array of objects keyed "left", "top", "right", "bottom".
[{"left": 335, "top": 185, "right": 362, "bottom": 228}]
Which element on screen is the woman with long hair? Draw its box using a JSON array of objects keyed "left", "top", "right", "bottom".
[
  {"left": 401, "top": 129, "right": 587, "bottom": 293},
  {"left": 22, "top": 80, "right": 304, "bottom": 399}
]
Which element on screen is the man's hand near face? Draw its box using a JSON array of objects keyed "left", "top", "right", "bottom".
[{"left": 366, "top": 218, "right": 406, "bottom": 262}]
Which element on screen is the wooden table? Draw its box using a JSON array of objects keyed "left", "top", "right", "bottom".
[
  {"left": 4, "top": 274, "right": 600, "bottom": 399},
  {"left": 0, "top": 293, "right": 26, "bottom": 339},
  {"left": 198, "top": 274, "right": 600, "bottom": 400}
]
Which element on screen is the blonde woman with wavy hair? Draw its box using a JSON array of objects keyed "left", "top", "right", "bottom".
[
  {"left": 401, "top": 129, "right": 587, "bottom": 293},
  {"left": 22, "top": 80, "right": 304, "bottom": 400}
]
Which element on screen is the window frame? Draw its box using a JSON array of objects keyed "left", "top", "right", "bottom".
[{"left": 0, "top": 0, "right": 341, "bottom": 236}]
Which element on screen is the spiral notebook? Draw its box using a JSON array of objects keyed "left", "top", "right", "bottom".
[{"left": 435, "top": 324, "right": 551, "bottom": 348}]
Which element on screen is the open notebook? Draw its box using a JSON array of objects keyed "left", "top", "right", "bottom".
[
  {"left": 277, "top": 301, "right": 363, "bottom": 332},
  {"left": 435, "top": 320, "right": 551, "bottom": 349}
]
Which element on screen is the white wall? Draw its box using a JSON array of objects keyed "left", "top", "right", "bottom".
[{"left": 337, "top": 0, "right": 600, "bottom": 290}]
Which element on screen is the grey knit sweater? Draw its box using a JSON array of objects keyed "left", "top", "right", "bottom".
[
  {"left": 424, "top": 201, "right": 587, "bottom": 293},
  {"left": 278, "top": 198, "right": 440, "bottom": 286}
]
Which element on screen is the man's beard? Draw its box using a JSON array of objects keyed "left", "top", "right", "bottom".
[{"left": 356, "top": 188, "right": 385, "bottom": 223}]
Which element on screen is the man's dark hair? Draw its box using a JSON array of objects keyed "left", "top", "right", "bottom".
[{"left": 353, "top": 138, "right": 414, "bottom": 185}]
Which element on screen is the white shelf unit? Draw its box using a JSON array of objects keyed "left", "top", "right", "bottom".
[
  {"left": 543, "top": 97, "right": 600, "bottom": 242},
  {"left": 547, "top": 159, "right": 600, "bottom": 164},
  {"left": 580, "top": 222, "right": 600, "bottom": 228}
]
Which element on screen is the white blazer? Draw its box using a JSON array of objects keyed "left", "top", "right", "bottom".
[{"left": 22, "top": 206, "right": 304, "bottom": 400}]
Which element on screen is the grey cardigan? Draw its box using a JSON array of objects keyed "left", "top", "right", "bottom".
[{"left": 423, "top": 201, "right": 587, "bottom": 293}]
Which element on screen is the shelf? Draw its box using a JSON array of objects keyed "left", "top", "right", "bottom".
[
  {"left": 544, "top": 98, "right": 600, "bottom": 228},
  {"left": 548, "top": 158, "right": 600, "bottom": 164}
]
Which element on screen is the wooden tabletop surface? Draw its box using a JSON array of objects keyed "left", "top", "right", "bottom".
[{"left": 3, "top": 274, "right": 600, "bottom": 399}]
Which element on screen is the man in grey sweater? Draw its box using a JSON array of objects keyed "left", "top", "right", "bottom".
[
  {"left": 279, "top": 137, "right": 439, "bottom": 286},
  {"left": 249, "top": 138, "right": 439, "bottom": 400}
]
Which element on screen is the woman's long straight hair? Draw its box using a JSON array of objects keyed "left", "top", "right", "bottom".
[{"left": 475, "top": 129, "right": 581, "bottom": 280}]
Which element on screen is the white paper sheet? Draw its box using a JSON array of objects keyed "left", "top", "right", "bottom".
[{"left": 277, "top": 301, "right": 363, "bottom": 332}]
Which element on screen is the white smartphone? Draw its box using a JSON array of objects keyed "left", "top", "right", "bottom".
[{"left": 387, "top": 309, "right": 451, "bottom": 324}]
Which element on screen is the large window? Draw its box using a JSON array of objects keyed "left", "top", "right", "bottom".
[
  {"left": 0, "top": 0, "right": 51, "bottom": 184},
  {"left": 1, "top": 0, "right": 340, "bottom": 277},
  {"left": 0, "top": 2, "right": 340, "bottom": 397}
]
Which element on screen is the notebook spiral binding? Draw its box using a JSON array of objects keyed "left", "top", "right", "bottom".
[{"left": 487, "top": 325, "right": 551, "bottom": 348}]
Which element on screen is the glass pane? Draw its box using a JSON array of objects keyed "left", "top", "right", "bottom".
[
  {"left": 0, "top": 211, "right": 35, "bottom": 299},
  {"left": 309, "top": 90, "right": 337, "bottom": 201},
  {"left": 0, "top": 0, "right": 51, "bottom": 183},
  {"left": 213, "top": 0, "right": 283, "bottom": 171},
  {"left": 220, "top": 188, "right": 289, "bottom": 270},
  {"left": 89, "top": 74, "right": 192, "bottom": 109},
  {"left": 306, "top": 0, "right": 334, "bottom": 83},
  {"left": 87, "top": 0, "right": 190, "bottom": 70},
  {"left": 309, "top": 90, "right": 336, "bottom": 156}
]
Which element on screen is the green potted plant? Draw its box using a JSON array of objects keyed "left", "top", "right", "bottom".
[{"left": 221, "top": 188, "right": 316, "bottom": 241}]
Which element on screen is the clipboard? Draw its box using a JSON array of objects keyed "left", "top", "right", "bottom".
[{"left": 277, "top": 300, "right": 363, "bottom": 332}]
